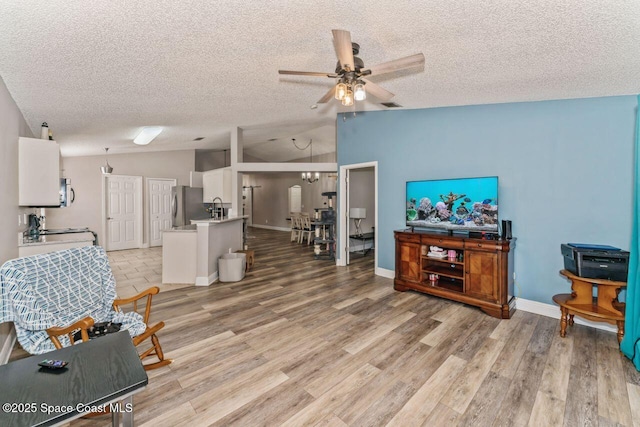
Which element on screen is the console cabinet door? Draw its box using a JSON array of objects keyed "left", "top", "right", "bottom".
[
  {"left": 465, "top": 250, "right": 499, "bottom": 302},
  {"left": 398, "top": 242, "right": 421, "bottom": 283}
]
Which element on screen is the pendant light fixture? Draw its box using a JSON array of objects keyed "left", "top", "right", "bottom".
[
  {"left": 291, "top": 138, "right": 319, "bottom": 184},
  {"left": 100, "top": 148, "right": 113, "bottom": 174}
]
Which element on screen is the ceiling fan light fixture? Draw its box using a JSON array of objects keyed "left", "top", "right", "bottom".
[
  {"left": 335, "top": 83, "right": 347, "bottom": 100},
  {"left": 134, "top": 126, "right": 163, "bottom": 145},
  {"left": 354, "top": 82, "right": 366, "bottom": 101},
  {"left": 342, "top": 89, "right": 354, "bottom": 106}
]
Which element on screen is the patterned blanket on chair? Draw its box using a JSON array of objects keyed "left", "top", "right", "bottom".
[{"left": 0, "top": 245, "right": 146, "bottom": 354}]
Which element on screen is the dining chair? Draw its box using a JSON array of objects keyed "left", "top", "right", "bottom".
[
  {"left": 300, "top": 213, "right": 315, "bottom": 245},
  {"left": 290, "top": 212, "right": 302, "bottom": 242}
]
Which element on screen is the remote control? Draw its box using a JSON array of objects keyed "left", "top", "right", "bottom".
[{"left": 38, "top": 359, "right": 68, "bottom": 369}]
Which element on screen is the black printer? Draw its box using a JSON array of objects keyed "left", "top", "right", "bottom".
[{"left": 561, "top": 243, "right": 630, "bottom": 282}]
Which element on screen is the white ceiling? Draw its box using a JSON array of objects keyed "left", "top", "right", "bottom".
[{"left": 1, "top": 1, "right": 639, "bottom": 161}]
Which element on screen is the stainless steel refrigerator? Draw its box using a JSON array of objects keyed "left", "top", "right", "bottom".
[{"left": 171, "top": 186, "right": 209, "bottom": 227}]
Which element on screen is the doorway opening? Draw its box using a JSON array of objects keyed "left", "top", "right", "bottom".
[{"left": 338, "top": 161, "right": 378, "bottom": 270}]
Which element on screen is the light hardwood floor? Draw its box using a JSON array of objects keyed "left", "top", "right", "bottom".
[{"left": 10, "top": 227, "right": 640, "bottom": 426}]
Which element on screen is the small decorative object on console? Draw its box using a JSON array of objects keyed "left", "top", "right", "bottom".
[{"left": 427, "top": 246, "right": 447, "bottom": 258}]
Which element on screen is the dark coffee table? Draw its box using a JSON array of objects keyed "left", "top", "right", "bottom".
[{"left": 0, "top": 331, "right": 148, "bottom": 426}]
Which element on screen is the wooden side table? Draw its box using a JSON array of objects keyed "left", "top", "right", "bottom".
[
  {"left": 235, "top": 249, "right": 254, "bottom": 272},
  {"left": 553, "top": 269, "right": 626, "bottom": 343}
]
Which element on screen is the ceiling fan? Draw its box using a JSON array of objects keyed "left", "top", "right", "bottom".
[{"left": 278, "top": 29, "right": 425, "bottom": 106}]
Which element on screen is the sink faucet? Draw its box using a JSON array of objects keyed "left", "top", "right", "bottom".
[{"left": 211, "top": 197, "right": 223, "bottom": 220}]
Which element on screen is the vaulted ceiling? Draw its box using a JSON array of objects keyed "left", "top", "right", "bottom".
[{"left": 1, "top": 1, "right": 639, "bottom": 161}]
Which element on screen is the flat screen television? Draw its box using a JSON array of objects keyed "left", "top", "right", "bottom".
[{"left": 406, "top": 176, "right": 498, "bottom": 233}]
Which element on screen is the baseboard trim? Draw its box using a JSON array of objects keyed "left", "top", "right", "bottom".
[
  {"left": 0, "top": 325, "right": 17, "bottom": 365},
  {"left": 515, "top": 297, "right": 617, "bottom": 333},
  {"left": 195, "top": 272, "right": 218, "bottom": 286},
  {"left": 376, "top": 267, "right": 395, "bottom": 279},
  {"left": 251, "top": 224, "right": 290, "bottom": 232}
]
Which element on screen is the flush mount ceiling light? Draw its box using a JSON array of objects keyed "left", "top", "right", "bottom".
[
  {"left": 100, "top": 148, "right": 113, "bottom": 174},
  {"left": 133, "top": 126, "right": 163, "bottom": 145}
]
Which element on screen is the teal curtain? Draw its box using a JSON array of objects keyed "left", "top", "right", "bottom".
[{"left": 621, "top": 94, "right": 640, "bottom": 370}]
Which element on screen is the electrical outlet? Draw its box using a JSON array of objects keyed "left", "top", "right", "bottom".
[
  {"left": 265, "top": 219, "right": 268, "bottom": 223},
  {"left": 513, "top": 272, "right": 516, "bottom": 280},
  {"left": 18, "top": 214, "right": 21, "bottom": 226}
]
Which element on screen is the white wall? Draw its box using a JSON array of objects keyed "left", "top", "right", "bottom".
[
  {"left": 195, "top": 149, "right": 228, "bottom": 171},
  {"left": 47, "top": 150, "right": 196, "bottom": 246},
  {"left": 0, "top": 76, "right": 34, "bottom": 362}
]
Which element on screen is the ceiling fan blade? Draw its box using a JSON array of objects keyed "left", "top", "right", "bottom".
[
  {"left": 279, "top": 70, "right": 337, "bottom": 78},
  {"left": 363, "top": 53, "right": 425, "bottom": 77},
  {"left": 362, "top": 79, "right": 394, "bottom": 101},
  {"left": 332, "top": 29, "right": 354, "bottom": 71},
  {"left": 317, "top": 85, "right": 336, "bottom": 103}
]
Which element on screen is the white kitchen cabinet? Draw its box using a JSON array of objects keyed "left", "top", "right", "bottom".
[
  {"left": 202, "top": 167, "right": 232, "bottom": 203},
  {"left": 19, "top": 137, "right": 60, "bottom": 207},
  {"left": 190, "top": 171, "right": 204, "bottom": 188}
]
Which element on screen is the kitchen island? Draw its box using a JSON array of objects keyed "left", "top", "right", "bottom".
[
  {"left": 162, "top": 216, "right": 246, "bottom": 285},
  {"left": 161, "top": 225, "right": 197, "bottom": 284}
]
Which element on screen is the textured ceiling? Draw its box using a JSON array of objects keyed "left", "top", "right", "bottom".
[{"left": 1, "top": 1, "right": 639, "bottom": 160}]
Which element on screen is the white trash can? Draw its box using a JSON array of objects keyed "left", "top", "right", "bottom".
[{"left": 218, "top": 253, "right": 246, "bottom": 282}]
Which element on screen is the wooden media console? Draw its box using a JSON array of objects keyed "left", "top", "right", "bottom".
[{"left": 394, "top": 230, "right": 516, "bottom": 319}]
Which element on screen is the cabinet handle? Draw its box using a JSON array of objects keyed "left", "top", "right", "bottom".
[{"left": 477, "top": 243, "right": 482, "bottom": 247}]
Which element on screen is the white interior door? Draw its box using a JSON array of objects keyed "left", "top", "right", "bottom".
[
  {"left": 106, "top": 175, "right": 142, "bottom": 251},
  {"left": 148, "top": 178, "right": 176, "bottom": 247},
  {"left": 288, "top": 185, "right": 301, "bottom": 213}
]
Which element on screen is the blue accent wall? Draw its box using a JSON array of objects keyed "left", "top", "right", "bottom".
[{"left": 337, "top": 96, "right": 637, "bottom": 304}]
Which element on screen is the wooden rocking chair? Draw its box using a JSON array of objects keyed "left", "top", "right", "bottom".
[
  {"left": 1, "top": 246, "right": 171, "bottom": 373},
  {"left": 46, "top": 286, "right": 171, "bottom": 371},
  {"left": 46, "top": 316, "right": 95, "bottom": 347},
  {"left": 112, "top": 286, "right": 171, "bottom": 371}
]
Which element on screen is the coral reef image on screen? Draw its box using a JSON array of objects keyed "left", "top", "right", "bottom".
[{"left": 406, "top": 176, "right": 498, "bottom": 231}]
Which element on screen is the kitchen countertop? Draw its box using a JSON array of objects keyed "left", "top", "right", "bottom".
[
  {"left": 19, "top": 230, "right": 96, "bottom": 247},
  {"left": 165, "top": 225, "right": 197, "bottom": 232},
  {"left": 190, "top": 215, "right": 248, "bottom": 225}
]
